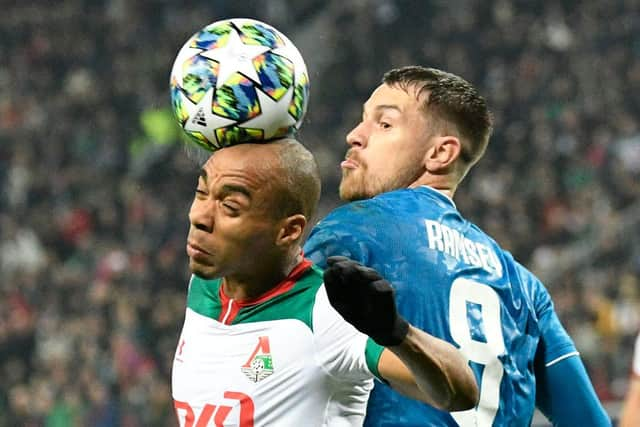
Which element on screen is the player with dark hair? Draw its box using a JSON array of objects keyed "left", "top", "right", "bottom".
[
  {"left": 171, "top": 138, "right": 478, "bottom": 426},
  {"left": 304, "top": 66, "right": 611, "bottom": 426}
]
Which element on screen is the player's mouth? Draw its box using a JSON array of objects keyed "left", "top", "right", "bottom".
[
  {"left": 341, "top": 157, "right": 359, "bottom": 169},
  {"left": 186, "top": 242, "right": 211, "bottom": 260}
]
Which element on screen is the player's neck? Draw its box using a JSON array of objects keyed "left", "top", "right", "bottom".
[
  {"left": 428, "top": 186, "right": 455, "bottom": 199},
  {"left": 222, "top": 253, "right": 302, "bottom": 302},
  {"left": 407, "top": 169, "right": 458, "bottom": 199},
  {"left": 408, "top": 178, "right": 456, "bottom": 199}
]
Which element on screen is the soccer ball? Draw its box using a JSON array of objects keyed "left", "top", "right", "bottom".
[{"left": 170, "top": 18, "right": 310, "bottom": 151}]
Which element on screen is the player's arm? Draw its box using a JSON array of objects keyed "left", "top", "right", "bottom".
[
  {"left": 323, "top": 257, "right": 479, "bottom": 411},
  {"left": 527, "top": 269, "right": 611, "bottom": 426},
  {"left": 619, "top": 334, "right": 640, "bottom": 427},
  {"left": 535, "top": 353, "right": 611, "bottom": 426},
  {"left": 376, "top": 326, "right": 478, "bottom": 411},
  {"left": 620, "top": 373, "right": 640, "bottom": 427}
]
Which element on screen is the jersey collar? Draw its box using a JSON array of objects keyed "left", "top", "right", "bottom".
[
  {"left": 219, "top": 258, "right": 313, "bottom": 307},
  {"left": 417, "top": 185, "right": 457, "bottom": 209}
]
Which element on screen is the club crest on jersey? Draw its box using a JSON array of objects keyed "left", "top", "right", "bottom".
[{"left": 241, "top": 336, "right": 274, "bottom": 383}]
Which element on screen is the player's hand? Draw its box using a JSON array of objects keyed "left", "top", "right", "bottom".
[{"left": 323, "top": 256, "right": 409, "bottom": 346}]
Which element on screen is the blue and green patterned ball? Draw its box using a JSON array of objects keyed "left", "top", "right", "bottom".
[{"left": 170, "top": 18, "right": 310, "bottom": 151}]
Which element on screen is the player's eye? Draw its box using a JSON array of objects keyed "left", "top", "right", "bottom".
[
  {"left": 221, "top": 201, "right": 240, "bottom": 215},
  {"left": 379, "top": 121, "right": 392, "bottom": 129}
]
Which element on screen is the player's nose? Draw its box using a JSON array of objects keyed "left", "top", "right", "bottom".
[
  {"left": 346, "top": 121, "right": 367, "bottom": 148},
  {"left": 188, "top": 199, "right": 214, "bottom": 233}
]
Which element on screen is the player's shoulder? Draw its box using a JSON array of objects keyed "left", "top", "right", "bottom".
[
  {"left": 285, "top": 263, "right": 327, "bottom": 305},
  {"left": 507, "top": 253, "right": 543, "bottom": 286},
  {"left": 307, "top": 201, "right": 382, "bottom": 245},
  {"left": 300, "top": 263, "right": 325, "bottom": 288},
  {"left": 369, "top": 185, "right": 453, "bottom": 210},
  {"left": 498, "top": 249, "right": 553, "bottom": 306},
  {"left": 307, "top": 195, "right": 396, "bottom": 251},
  {"left": 316, "top": 187, "right": 448, "bottom": 227},
  {"left": 322, "top": 197, "right": 387, "bottom": 222},
  {"left": 279, "top": 262, "right": 325, "bottom": 300},
  {"left": 238, "top": 264, "right": 326, "bottom": 329}
]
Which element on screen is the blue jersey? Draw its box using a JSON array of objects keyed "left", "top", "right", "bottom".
[{"left": 304, "top": 186, "right": 593, "bottom": 426}]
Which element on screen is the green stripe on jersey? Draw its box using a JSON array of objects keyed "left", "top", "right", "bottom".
[
  {"left": 186, "top": 265, "right": 324, "bottom": 330},
  {"left": 365, "top": 338, "right": 385, "bottom": 381}
]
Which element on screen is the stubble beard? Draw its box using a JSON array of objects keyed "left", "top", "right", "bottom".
[
  {"left": 338, "top": 170, "right": 396, "bottom": 202},
  {"left": 339, "top": 169, "right": 370, "bottom": 201},
  {"left": 338, "top": 163, "right": 425, "bottom": 202}
]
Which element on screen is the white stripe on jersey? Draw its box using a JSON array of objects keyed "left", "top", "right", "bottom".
[
  {"left": 220, "top": 298, "right": 234, "bottom": 324},
  {"left": 545, "top": 351, "right": 580, "bottom": 367}
]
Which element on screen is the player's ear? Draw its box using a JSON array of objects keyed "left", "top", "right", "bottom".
[
  {"left": 276, "top": 214, "right": 307, "bottom": 247},
  {"left": 424, "top": 135, "right": 461, "bottom": 173}
]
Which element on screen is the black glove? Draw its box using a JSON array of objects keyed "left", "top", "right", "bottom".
[{"left": 323, "top": 256, "right": 409, "bottom": 346}]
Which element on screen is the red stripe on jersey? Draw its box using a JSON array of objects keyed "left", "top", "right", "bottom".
[
  {"left": 218, "top": 297, "right": 241, "bottom": 325},
  {"left": 218, "top": 258, "right": 313, "bottom": 325}
]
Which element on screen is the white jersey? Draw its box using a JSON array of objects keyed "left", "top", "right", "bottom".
[
  {"left": 172, "top": 260, "right": 384, "bottom": 427},
  {"left": 633, "top": 333, "right": 640, "bottom": 377}
]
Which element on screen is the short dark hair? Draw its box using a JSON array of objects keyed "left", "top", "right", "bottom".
[
  {"left": 272, "top": 139, "right": 321, "bottom": 223},
  {"left": 383, "top": 66, "right": 493, "bottom": 168}
]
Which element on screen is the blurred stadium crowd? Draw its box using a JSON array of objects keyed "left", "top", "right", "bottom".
[{"left": 1, "top": 0, "right": 639, "bottom": 425}]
